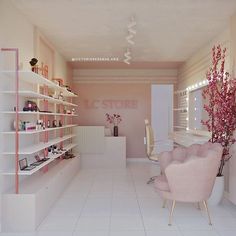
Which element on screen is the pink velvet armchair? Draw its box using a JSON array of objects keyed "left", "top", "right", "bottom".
[{"left": 154, "top": 142, "right": 223, "bottom": 226}]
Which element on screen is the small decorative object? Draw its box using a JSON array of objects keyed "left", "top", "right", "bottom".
[
  {"left": 19, "top": 158, "right": 28, "bottom": 170},
  {"left": 48, "top": 145, "right": 57, "bottom": 154},
  {"left": 58, "top": 92, "right": 64, "bottom": 100},
  {"left": 72, "top": 108, "right": 75, "bottom": 115},
  {"left": 48, "top": 146, "right": 52, "bottom": 153},
  {"left": 29, "top": 58, "right": 38, "bottom": 73},
  {"left": 36, "top": 120, "right": 43, "bottom": 130},
  {"left": 59, "top": 120, "right": 62, "bottom": 127},
  {"left": 52, "top": 91, "right": 58, "bottom": 99},
  {"left": 29, "top": 59, "right": 48, "bottom": 78},
  {"left": 114, "top": 126, "right": 118, "bottom": 137},
  {"left": 52, "top": 120, "right": 57, "bottom": 128},
  {"left": 19, "top": 158, "right": 35, "bottom": 171},
  {"left": 65, "top": 85, "right": 72, "bottom": 92},
  {"left": 52, "top": 78, "right": 63, "bottom": 86},
  {"left": 63, "top": 150, "right": 75, "bottom": 159},
  {"left": 34, "top": 154, "right": 41, "bottom": 162},
  {"left": 105, "top": 113, "right": 122, "bottom": 137},
  {"left": 41, "top": 62, "right": 48, "bottom": 79},
  {"left": 24, "top": 122, "right": 36, "bottom": 131},
  {"left": 13, "top": 120, "right": 24, "bottom": 131},
  {"left": 51, "top": 145, "right": 58, "bottom": 154},
  {"left": 202, "top": 45, "right": 236, "bottom": 204},
  {"left": 23, "top": 100, "right": 39, "bottom": 112},
  {"left": 47, "top": 120, "right": 50, "bottom": 128}
]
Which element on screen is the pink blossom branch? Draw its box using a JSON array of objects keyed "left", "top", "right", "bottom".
[{"left": 201, "top": 45, "right": 236, "bottom": 176}]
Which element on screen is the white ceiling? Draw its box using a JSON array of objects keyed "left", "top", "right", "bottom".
[{"left": 11, "top": 0, "right": 236, "bottom": 65}]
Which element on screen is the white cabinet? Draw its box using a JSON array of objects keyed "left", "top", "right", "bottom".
[
  {"left": 2, "top": 158, "right": 80, "bottom": 231},
  {"left": 74, "top": 126, "right": 126, "bottom": 169}
]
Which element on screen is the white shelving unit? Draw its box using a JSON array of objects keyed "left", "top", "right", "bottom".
[
  {"left": 173, "top": 89, "right": 188, "bottom": 131},
  {"left": 1, "top": 111, "right": 78, "bottom": 116},
  {"left": 0, "top": 50, "right": 80, "bottom": 231}
]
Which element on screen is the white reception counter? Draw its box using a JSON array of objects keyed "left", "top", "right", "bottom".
[{"left": 74, "top": 126, "right": 126, "bottom": 169}]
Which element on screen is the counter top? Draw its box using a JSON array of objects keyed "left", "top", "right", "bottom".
[{"left": 170, "top": 130, "right": 211, "bottom": 147}]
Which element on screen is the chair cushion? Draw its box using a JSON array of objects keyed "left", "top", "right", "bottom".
[
  {"left": 171, "top": 160, "right": 182, "bottom": 164},
  {"left": 184, "top": 155, "right": 201, "bottom": 163},
  {"left": 186, "top": 144, "right": 201, "bottom": 156},
  {"left": 198, "top": 142, "right": 212, "bottom": 156},
  {"left": 172, "top": 147, "right": 187, "bottom": 162},
  {"left": 154, "top": 175, "right": 170, "bottom": 191}
]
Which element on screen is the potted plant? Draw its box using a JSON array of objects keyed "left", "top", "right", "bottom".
[
  {"left": 105, "top": 113, "right": 122, "bottom": 136},
  {"left": 202, "top": 45, "right": 236, "bottom": 204}
]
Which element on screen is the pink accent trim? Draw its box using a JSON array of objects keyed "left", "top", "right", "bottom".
[
  {"left": 43, "top": 85, "right": 49, "bottom": 173},
  {"left": 1, "top": 48, "right": 20, "bottom": 194},
  {"left": 60, "top": 104, "right": 63, "bottom": 149},
  {"left": 69, "top": 98, "right": 73, "bottom": 145}
]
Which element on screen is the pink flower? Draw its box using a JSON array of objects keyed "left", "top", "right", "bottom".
[{"left": 105, "top": 113, "right": 122, "bottom": 126}]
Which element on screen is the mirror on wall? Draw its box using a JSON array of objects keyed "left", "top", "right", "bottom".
[{"left": 188, "top": 86, "right": 209, "bottom": 131}]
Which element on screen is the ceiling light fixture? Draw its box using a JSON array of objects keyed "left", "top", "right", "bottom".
[
  {"left": 123, "top": 16, "right": 137, "bottom": 65},
  {"left": 123, "top": 48, "right": 131, "bottom": 65},
  {"left": 126, "top": 16, "right": 137, "bottom": 45}
]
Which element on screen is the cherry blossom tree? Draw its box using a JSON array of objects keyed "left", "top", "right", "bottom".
[{"left": 202, "top": 45, "right": 236, "bottom": 176}]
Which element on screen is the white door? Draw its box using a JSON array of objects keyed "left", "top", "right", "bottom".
[{"left": 151, "top": 84, "right": 173, "bottom": 154}]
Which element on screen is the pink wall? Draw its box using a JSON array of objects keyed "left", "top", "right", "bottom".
[{"left": 73, "top": 83, "right": 151, "bottom": 158}]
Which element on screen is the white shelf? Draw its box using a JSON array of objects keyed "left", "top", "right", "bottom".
[
  {"left": 173, "top": 126, "right": 187, "bottom": 129},
  {"left": 2, "top": 134, "right": 76, "bottom": 155},
  {"left": 1, "top": 124, "right": 77, "bottom": 134},
  {"left": 3, "top": 158, "right": 53, "bottom": 176},
  {"left": 2, "top": 143, "right": 78, "bottom": 176},
  {"left": 1, "top": 111, "right": 78, "bottom": 116},
  {"left": 0, "top": 70, "right": 77, "bottom": 97},
  {"left": 173, "top": 107, "right": 188, "bottom": 111},
  {"left": 2, "top": 91, "right": 78, "bottom": 107}
]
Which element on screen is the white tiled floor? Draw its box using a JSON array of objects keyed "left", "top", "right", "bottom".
[{"left": 2, "top": 162, "right": 236, "bottom": 236}]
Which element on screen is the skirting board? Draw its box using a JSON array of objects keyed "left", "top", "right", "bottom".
[{"left": 224, "top": 191, "right": 230, "bottom": 200}]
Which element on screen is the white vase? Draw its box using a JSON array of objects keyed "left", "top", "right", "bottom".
[{"left": 208, "top": 175, "right": 224, "bottom": 205}]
